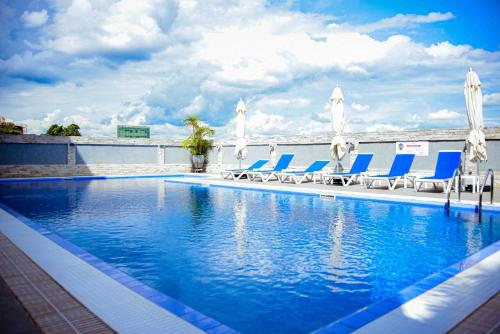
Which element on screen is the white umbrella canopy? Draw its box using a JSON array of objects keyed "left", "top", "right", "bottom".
[
  {"left": 464, "top": 68, "right": 487, "bottom": 162},
  {"left": 234, "top": 99, "right": 248, "bottom": 162},
  {"left": 329, "top": 87, "right": 347, "bottom": 161}
]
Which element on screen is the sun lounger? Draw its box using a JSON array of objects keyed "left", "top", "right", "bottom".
[
  {"left": 320, "top": 153, "right": 373, "bottom": 186},
  {"left": 247, "top": 153, "right": 294, "bottom": 182},
  {"left": 414, "top": 150, "right": 461, "bottom": 193},
  {"left": 220, "top": 159, "right": 269, "bottom": 180},
  {"left": 365, "top": 154, "right": 415, "bottom": 190},
  {"left": 278, "top": 160, "right": 330, "bottom": 184}
]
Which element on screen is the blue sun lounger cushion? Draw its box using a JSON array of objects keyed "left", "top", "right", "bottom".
[
  {"left": 247, "top": 153, "right": 295, "bottom": 182},
  {"left": 279, "top": 160, "right": 330, "bottom": 184},
  {"left": 365, "top": 153, "right": 415, "bottom": 190},
  {"left": 321, "top": 153, "right": 374, "bottom": 186},
  {"left": 414, "top": 150, "right": 461, "bottom": 193},
  {"left": 221, "top": 159, "right": 269, "bottom": 180}
]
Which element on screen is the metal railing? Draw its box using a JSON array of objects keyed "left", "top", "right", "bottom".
[
  {"left": 477, "top": 169, "right": 494, "bottom": 221},
  {"left": 445, "top": 169, "right": 461, "bottom": 216}
]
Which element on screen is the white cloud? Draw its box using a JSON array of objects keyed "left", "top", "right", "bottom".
[
  {"left": 427, "top": 109, "right": 462, "bottom": 120},
  {"left": 483, "top": 92, "right": 500, "bottom": 105},
  {"left": 365, "top": 124, "right": 405, "bottom": 132},
  {"left": 254, "top": 97, "right": 311, "bottom": 109},
  {"left": 43, "top": 109, "right": 61, "bottom": 123},
  {"left": 426, "top": 41, "right": 471, "bottom": 58},
  {"left": 297, "top": 120, "right": 330, "bottom": 135},
  {"left": 21, "top": 10, "right": 48, "bottom": 28},
  {"left": 351, "top": 102, "right": 369, "bottom": 112},
  {"left": 245, "top": 110, "right": 293, "bottom": 136},
  {"left": 43, "top": 0, "right": 177, "bottom": 60},
  {"left": 336, "top": 12, "right": 454, "bottom": 33},
  {"left": 345, "top": 65, "right": 368, "bottom": 75}
]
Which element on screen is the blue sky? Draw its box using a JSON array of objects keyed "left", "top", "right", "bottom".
[
  {"left": 282, "top": 0, "right": 500, "bottom": 50},
  {"left": 0, "top": 0, "right": 499, "bottom": 137}
]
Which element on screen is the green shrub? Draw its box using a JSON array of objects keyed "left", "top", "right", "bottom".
[
  {"left": 45, "top": 123, "right": 81, "bottom": 136},
  {"left": 181, "top": 115, "right": 214, "bottom": 157}
]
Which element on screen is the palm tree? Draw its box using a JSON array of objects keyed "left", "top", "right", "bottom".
[{"left": 182, "top": 115, "right": 215, "bottom": 171}]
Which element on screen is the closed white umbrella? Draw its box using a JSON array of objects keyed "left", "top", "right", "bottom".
[
  {"left": 329, "top": 87, "right": 347, "bottom": 164},
  {"left": 234, "top": 99, "right": 247, "bottom": 168},
  {"left": 464, "top": 68, "right": 487, "bottom": 164}
]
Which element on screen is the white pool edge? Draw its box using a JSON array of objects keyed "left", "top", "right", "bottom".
[{"left": 353, "top": 249, "right": 500, "bottom": 333}]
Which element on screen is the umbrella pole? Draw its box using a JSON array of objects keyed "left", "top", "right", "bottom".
[
  {"left": 477, "top": 161, "right": 480, "bottom": 192},
  {"left": 239, "top": 158, "right": 242, "bottom": 170}
]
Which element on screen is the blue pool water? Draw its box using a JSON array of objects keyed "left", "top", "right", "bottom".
[{"left": 0, "top": 178, "right": 499, "bottom": 333}]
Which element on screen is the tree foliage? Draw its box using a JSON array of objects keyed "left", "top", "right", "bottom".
[
  {"left": 45, "top": 124, "right": 81, "bottom": 136},
  {"left": 0, "top": 123, "right": 24, "bottom": 134},
  {"left": 181, "top": 115, "right": 214, "bottom": 157},
  {"left": 63, "top": 124, "right": 81, "bottom": 136}
]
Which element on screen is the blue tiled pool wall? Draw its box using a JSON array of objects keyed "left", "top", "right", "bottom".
[{"left": 0, "top": 202, "right": 236, "bottom": 334}]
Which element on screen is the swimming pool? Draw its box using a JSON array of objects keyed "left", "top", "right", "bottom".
[{"left": 0, "top": 177, "right": 499, "bottom": 333}]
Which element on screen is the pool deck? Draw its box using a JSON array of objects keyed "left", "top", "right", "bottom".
[
  {"left": 0, "top": 174, "right": 499, "bottom": 334},
  {"left": 204, "top": 173, "right": 499, "bottom": 205}
]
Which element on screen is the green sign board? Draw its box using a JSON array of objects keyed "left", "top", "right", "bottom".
[{"left": 117, "top": 125, "right": 150, "bottom": 138}]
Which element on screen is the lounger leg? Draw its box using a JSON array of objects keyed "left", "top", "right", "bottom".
[
  {"left": 446, "top": 180, "right": 453, "bottom": 193},
  {"left": 389, "top": 177, "right": 398, "bottom": 190},
  {"left": 442, "top": 181, "right": 448, "bottom": 193},
  {"left": 416, "top": 181, "right": 422, "bottom": 192},
  {"left": 345, "top": 175, "right": 355, "bottom": 186},
  {"left": 340, "top": 177, "right": 346, "bottom": 186},
  {"left": 263, "top": 173, "right": 273, "bottom": 183},
  {"left": 395, "top": 177, "right": 401, "bottom": 190}
]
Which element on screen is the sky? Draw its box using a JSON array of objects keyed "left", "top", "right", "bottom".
[{"left": 0, "top": 0, "right": 499, "bottom": 139}]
